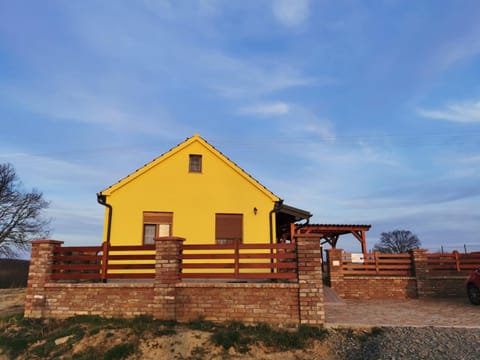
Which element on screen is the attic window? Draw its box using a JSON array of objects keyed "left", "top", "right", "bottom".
[{"left": 189, "top": 154, "right": 202, "bottom": 173}]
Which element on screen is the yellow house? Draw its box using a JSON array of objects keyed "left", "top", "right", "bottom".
[{"left": 97, "top": 134, "right": 311, "bottom": 246}]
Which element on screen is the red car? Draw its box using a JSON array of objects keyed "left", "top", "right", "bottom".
[{"left": 467, "top": 268, "right": 480, "bottom": 305}]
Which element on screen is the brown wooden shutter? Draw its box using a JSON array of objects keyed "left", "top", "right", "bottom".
[
  {"left": 143, "top": 212, "right": 173, "bottom": 224},
  {"left": 215, "top": 213, "right": 242, "bottom": 243}
]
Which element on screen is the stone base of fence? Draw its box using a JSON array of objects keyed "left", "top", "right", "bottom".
[
  {"left": 31, "top": 282, "right": 299, "bottom": 326},
  {"left": 25, "top": 236, "right": 324, "bottom": 327},
  {"left": 420, "top": 276, "right": 467, "bottom": 298},
  {"left": 176, "top": 283, "right": 300, "bottom": 325},
  {"left": 341, "top": 276, "right": 417, "bottom": 299},
  {"left": 40, "top": 283, "right": 155, "bottom": 318}
]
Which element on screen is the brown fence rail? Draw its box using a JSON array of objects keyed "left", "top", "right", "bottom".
[
  {"left": 105, "top": 244, "right": 155, "bottom": 279},
  {"left": 51, "top": 242, "right": 297, "bottom": 282},
  {"left": 51, "top": 244, "right": 156, "bottom": 281},
  {"left": 180, "top": 242, "right": 297, "bottom": 280},
  {"left": 342, "top": 252, "right": 413, "bottom": 276},
  {"left": 51, "top": 246, "right": 103, "bottom": 281},
  {"left": 427, "top": 251, "right": 480, "bottom": 274}
]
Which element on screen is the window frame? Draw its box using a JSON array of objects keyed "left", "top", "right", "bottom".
[
  {"left": 143, "top": 223, "right": 158, "bottom": 245},
  {"left": 189, "top": 154, "right": 202, "bottom": 173},
  {"left": 142, "top": 212, "right": 173, "bottom": 245}
]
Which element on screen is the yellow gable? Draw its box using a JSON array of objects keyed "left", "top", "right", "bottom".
[
  {"left": 99, "top": 134, "right": 282, "bottom": 245},
  {"left": 101, "top": 134, "right": 279, "bottom": 201}
]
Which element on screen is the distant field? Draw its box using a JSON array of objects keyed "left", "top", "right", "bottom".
[{"left": 0, "top": 259, "right": 29, "bottom": 288}]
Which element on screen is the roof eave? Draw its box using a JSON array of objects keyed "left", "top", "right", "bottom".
[{"left": 277, "top": 203, "right": 312, "bottom": 222}]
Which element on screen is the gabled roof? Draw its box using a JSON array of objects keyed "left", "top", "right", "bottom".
[{"left": 99, "top": 134, "right": 280, "bottom": 201}]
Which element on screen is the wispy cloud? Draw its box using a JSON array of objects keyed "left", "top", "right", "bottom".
[
  {"left": 239, "top": 102, "right": 290, "bottom": 116},
  {"left": 272, "top": 0, "right": 310, "bottom": 28},
  {"left": 347, "top": 177, "right": 480, "bottom": 210},
  {"left": 428, "top": 24, "right": 480, "bottom": 73},
  {"left": 289, "top": 108, "right": 336, "bottom": 143},
  {"left": 0, "top": 152, "right": 107, "bottom": 191},
  {"left": 418, "top": 100, "right": 480, "bottom": 123},
  {"left": 48, "top": 3, "right": 320, "bottom": 103},
  {"left": 205, "top": 52, "right": 318, "bottom": 98},
  {"left": 357, "top": 141, "right": 399, "bottom": 167},
  {"left": 460, "top": 155, "right": 480, "bottom": 164},
  {"left": 0, "top": 80, "right": 187, "bottom": 139}
]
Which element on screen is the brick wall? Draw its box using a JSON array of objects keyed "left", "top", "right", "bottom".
[
  {"left": 342, "top": 277, "right": 417, "bottom": 299},
  {"left": 42, "top": 283, "right": 155, "bottom": 318},
  {"left": 419, "top": 277, "right": 466, "bottom": 298},
  {"left": 176, "top": 283, "right": 299, "bottom": 325},
  {"left": 25, "top": 236, "right": 324, "bottom": 327},
  {"left": 30, "top": 282, "right": 299, "bottom": 324}
]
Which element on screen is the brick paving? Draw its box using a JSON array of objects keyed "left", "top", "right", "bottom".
[{"left": 325, "top": 297, "right": 480, "bottom": 328}]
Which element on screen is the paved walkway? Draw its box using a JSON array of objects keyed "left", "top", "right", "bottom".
[{"left": 325, "top": 297, "right": 480, "bottom": 328}]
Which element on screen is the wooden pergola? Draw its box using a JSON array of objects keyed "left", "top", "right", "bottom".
[{"left": 294, "top": 224, "right": 372, "bottom": 255}]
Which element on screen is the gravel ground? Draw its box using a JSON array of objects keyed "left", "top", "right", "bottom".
[{"left": 328, "top": 327, "right": 480, "bottom": 360}]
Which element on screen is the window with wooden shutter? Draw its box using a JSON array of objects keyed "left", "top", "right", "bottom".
[
  {"left": 215, "top": 213, "right": 243, "bottom": 245},
  {"left": 143, "top": 212, "right": 173, "bottom": 245}
]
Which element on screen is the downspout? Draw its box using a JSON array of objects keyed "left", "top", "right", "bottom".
[
  {"left": 295, "top": 217, "right": 310, "bottom": 232},
  {"left": 96, "top": 193, "right": 112, "bottom": 244},
  {"left": 269, "top": 200, "right": 283, "bottom": 244}
]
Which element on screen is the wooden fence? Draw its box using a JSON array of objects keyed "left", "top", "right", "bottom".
[
  {"left": 51, "top": 245, "right": 103, "bottom": 281},
  {"left": 51, "top": 243, "right": 155, "bottom": 281},
  {"left": 51, "top": 244, "right": 480, "bottom": 281},
  {"left": 50, "top": 242, "right": 296, "bottom": 282},
  {"left": 342, "top": 252, "right": 413, "bottom": 276},
  {"left": 341, "top": 250, "right": 480, "bottom": 277},
  {"left": 426, "top": 251, "right": 480, "bottom": 275},
  {"left": 180, "top": 242, "right": 297, "bottom": 280}
]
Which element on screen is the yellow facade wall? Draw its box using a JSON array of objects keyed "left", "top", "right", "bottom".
[{"left": 100, "top": 136, "right": 279, "bottom": 246}]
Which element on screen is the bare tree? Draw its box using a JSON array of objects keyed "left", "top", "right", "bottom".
[
  {"left": 373, "top": 230, "right": 421, "bottom": 254},
  {"left": 0, "top": 163, "right": 50, "bottom": 257}
]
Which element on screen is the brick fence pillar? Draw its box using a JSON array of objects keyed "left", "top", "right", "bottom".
[
  {"left": 326, "top": 248, "right": 345, "bottom": 298},
  {"left": 153, "top": 236, "right": 184, "bottom": 320},
  {"left": 296, "top": 235, "right": 324, "bottom": 326},
  {"left": 24, "top": 239, "right": 64, "bottom": 318},
  {"left": 411, "top": 249, "right": 429, "bottom": 298}
]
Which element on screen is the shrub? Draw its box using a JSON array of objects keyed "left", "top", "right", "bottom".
[
  {"left": 103, "top": 343, "right": 135, "bottom": 360},
  {"left": 187, "top": 317, "right": 216, "bottom": 331},
  {"left": 209, "top": 321, "right": 328, "bottom": 353}
]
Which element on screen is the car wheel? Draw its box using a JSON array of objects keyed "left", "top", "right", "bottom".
[{"left": 467, "top": 284, "right": 480, "bottom": 305}]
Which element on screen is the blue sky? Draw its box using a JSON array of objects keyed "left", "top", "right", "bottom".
[{"left": 1, "top": 1, "right": 480, "bottom": 253}]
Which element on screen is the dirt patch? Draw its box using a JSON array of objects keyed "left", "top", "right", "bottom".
[
  {"left": 0, "top": 314, "right": 337, "bottom": 360},
  {"left": 135, "top": 329, "right": 217, "bottom": 360},
  {"left": 0, "top": 288, "right": 25, "bottom": 317}
]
